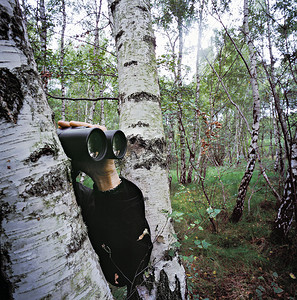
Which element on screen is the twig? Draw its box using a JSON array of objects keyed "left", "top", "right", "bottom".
[{"left": 46, "top": 92, "right": 119, "bottom": 101}]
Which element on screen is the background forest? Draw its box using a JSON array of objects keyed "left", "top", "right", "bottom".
[{"left": 22, "top": 0, "right": 296, "bottom": 298}]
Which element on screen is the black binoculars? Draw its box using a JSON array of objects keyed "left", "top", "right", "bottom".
[{"left": 57, "top": 127, "right": 127, "bottom": 161}]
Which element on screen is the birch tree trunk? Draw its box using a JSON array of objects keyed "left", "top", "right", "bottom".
[
  {"left": 187, "top": 0, "right": 204, "bottom": 183},
  {"left": 176, "top": 17, "right": 187, "bottom": 184},
  {"left": 230, "top": 0, "right": 261, "bottom": 223},
  {"left": 39, "top": 0, "right": 48, "bottom": 93},
  {"left": 108, "top": 0, "right": 187, "bottom": 298},
  {"left": 88, "top": 0, "right": 102, "bottom": 124},
  {"left": 0, "top": 1, "right": 113, "bottom": 298},
  {"left": 272, "top": 132, "right": 297, "bottom": 241},
  {"left": 60, "top": 0, "right": 66, "bottom": 120}
]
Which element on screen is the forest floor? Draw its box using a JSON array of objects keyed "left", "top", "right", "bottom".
[{"left": 170, "top": 162, "right": 297, "bottom": 300}]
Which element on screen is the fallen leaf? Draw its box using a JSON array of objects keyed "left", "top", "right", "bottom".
[{"left": 156, "top": 235, "right": 165, "bottom": 244}]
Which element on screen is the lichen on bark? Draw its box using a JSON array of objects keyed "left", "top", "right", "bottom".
[{"left": 0, "top": 68, "right": 24, "bottom": 123}]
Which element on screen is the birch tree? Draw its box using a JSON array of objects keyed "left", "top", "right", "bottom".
[
  {"left": 108, "top": 0, "right": 187, "bottom": 298},
  {"left": 0, "top": 0, "right": 113, "bottom": 298},
  {"left": 60, "top": 0, "right": 66, "bottom": 120},
  {"left": 229, "top": 0, "right": 261, "bottom": 223},
  {"left": 272, "top": 131, "right": 297, "bottom": 241}
]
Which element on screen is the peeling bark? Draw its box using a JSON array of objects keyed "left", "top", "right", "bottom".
[{"left": 0, "top": 1, "right": 113, "bottom": 298}]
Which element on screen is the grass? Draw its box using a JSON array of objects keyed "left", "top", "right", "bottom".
[
  {"left": 79, "top": 161, "right": 296, "bottom": 299},
  {"left": 170, "top": 163, "right": 297, "bottom": 299}
]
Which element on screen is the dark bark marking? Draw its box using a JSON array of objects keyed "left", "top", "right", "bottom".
[
  {"left": 136, "top": 5, "right": 148, "bottom": 12},
  {"left": 0, "top": 7, "right": 10, "bottom": 40},
  {"left": 0, "top": 250, "right": 13, "bottom": 300},
  {"left": 0, "top": 198, "right": 14, "bottom": 299},
  {"left": 25, "top": 143, "right": 59, "bottom": 163},
  {"left": 143, "top": 35, "right": 156, "bottom": 48},
  {"left": 117, "top": 43, "right": 123, "bottom": 51},
  {"left": 157, "top": 270, "right": 183, "bottom": 299},
  {"left": 66, "top": 230, "right": 88, "bottom": 258},
  {"left": 129, "top": 121, "right": 149, "bottom": 128},
  {"left": 0, "top": 2, "right": 33, "bottom": 65},
  {"left": 110, "top": 0, "right": 121, "bottom": 14},
  {"left": 0, "top": 69, "right": 24, "bottom": 124},
  {"left": 21, "top": 166, "right": 68, "bottom": 199},
  {"left": 11, "top": 4, "right": 26, "bottom": 52},
  {"left": 0, "top": 200, "right": 16, "bottom": 225},
  {"left": 121, "top": 92, "right": 160, "bottom": 104},
  {"left": 115, "top": 29, "right": 124, "bottom": 44},
  {"left": 124, "top": 60, "right": 138, "bottom": 67},
  {"left": 128, "top": 135, "right": 167, "bottom": 170}
]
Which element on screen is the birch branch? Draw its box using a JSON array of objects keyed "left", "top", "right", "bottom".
[{"left": 46, "top": 93, "right": 119, "bottom": 101}]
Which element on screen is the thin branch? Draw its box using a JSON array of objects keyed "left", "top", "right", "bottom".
[
  {"left": 46, "top": 93, "right": 119, "bottom": 101},
  {"left": 205, "top": 55, "right": 252, "bottom": 134}
]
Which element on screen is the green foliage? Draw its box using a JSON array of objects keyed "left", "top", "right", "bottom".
[{"left": 169, "top": 162, "right": 297, "bottom": 299}]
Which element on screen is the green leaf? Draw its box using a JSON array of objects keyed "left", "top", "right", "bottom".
[
  {"left": 273, "top": 286, "right": 284, "bottom": 294},
  {"left": 257, "top": 285, "right": 266, "bottom": 292},
  {"left": 206, "top": 207, "right": 221, "bottom": 218},
  {"left": 272, "top": 272, "right": 278, "bottom": 278},
  {"left": 202, "top": 240, "right": 211, "bottom": 249}
]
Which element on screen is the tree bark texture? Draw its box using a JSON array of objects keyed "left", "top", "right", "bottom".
[
  {"left": 0, "top": 1, "right": 113, "bottom": 298},
  {"left": 187, "top": 0, "right": 204, "bottom": 183},
  {"left": 60, "top": 0, "right": 66, "bottom": 120},
  {"left": 108, "top": 0, "right": 187, "bottom": 298},
  {"left": 176, "top": 17, "right": 187, "bottom": 184},
  {"left": 230, "top": 0, "right": 261, "bottom": 223},
  {"left": 272, "top": 133, "right": 297, "bottom": 240}
]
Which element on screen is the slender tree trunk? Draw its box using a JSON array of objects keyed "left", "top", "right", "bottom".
[
  {"left": 0, "top": 1, "right": 113, "bottom": 298},
  {"left": 230, "top": 0, "right": 261, "bottom": 223},
  {"left": 88, "top": 0, "right": 102, "bottom": 124},
  {"left": 39, "top": 0, "right": 48, "bottom": 93},
  {"left": 272, "top": 132, "right": 297, "bottom": 241},
  {"left": 108, "top": 0, "right": 187, "bottom": 298},
  {"left": 177, "top": 17, "right": 187, "bottom": 184},
  {"left": 187, "top": 0, "right": 204, "bottom": 183},
  {"left": 60, "top": 0, "right": 66, "bottom": 120}
]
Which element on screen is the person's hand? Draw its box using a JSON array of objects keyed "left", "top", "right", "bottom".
[
  {"left": 58, "top": 120, "right": 121, "bottom": 192},
  {"left": 58, "top": 120, "right": 106, "bottom": 131}
]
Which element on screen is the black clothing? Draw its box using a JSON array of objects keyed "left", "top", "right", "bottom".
[{"left": 74, "top": 178, "right": 152, "bottom": 289}]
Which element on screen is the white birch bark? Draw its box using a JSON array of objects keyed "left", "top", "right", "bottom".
[
  {"left": 108, "top": 0, "right": 187, "bottom": 298},
  {"left": 60, "top": 0, "right": 66, "bottom": 120},
  {"left": 187, "top": 1, "right": 204, "bottom": 183},
  {"left": 230, "top": 0, "right": 261, "bottom": 223},
  {"left": 273, "top": 132, "right": 297, "bottom": 240},
  {"left": 0, "top": 1, "right": 113, "bottom": 298}
]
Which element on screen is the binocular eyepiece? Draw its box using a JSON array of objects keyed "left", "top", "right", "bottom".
[{"left": 57, "top": 127, "right": 127, "bottom": 161}]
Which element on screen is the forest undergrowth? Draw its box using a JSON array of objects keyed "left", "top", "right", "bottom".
[{"left": 170, "top": 161, "right": 297, "bottom": 300}]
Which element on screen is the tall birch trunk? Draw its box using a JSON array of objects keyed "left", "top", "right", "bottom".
[
  {"left": 60, "top": 0, "right": 66, "bottom": 120},
  {"left": 272, "top": 132, "right": 297, "bottom": 241},
  {"left": 177, "top": 17, "right": 187, "bottom": 184},
  {"left": 187, "top": 0, "right": 204, "bottom": 183},
  {"left": 88, "top": 0, "right": 102, "bottom": 124},
  {"left": 39, "top": 0, "right": 48, "bottom": 93},
  {"left": 0, "top": 1, "right": 113, "bottom": 298},
  {"left": 108, "top": 0, "right": 187, "bottom": 298},
  {"left": 230, "top": 0, "right": 261, "bottom": 223}
]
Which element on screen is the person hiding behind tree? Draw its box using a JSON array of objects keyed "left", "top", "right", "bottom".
[{"left": 58, "top": 121, "right": 152, "bottom": 300}]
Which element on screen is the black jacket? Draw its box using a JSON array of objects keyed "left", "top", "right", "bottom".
[{"left": 74, "top": 178, "right": 152, "bottom": 288}]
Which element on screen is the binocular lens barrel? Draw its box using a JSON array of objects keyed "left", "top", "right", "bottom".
[
  {"left": 87, "top": 129, "right": 107, "bottom": 160},
  {"left": 57, "top": 127, "right": 127, "bottom": 161}
]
